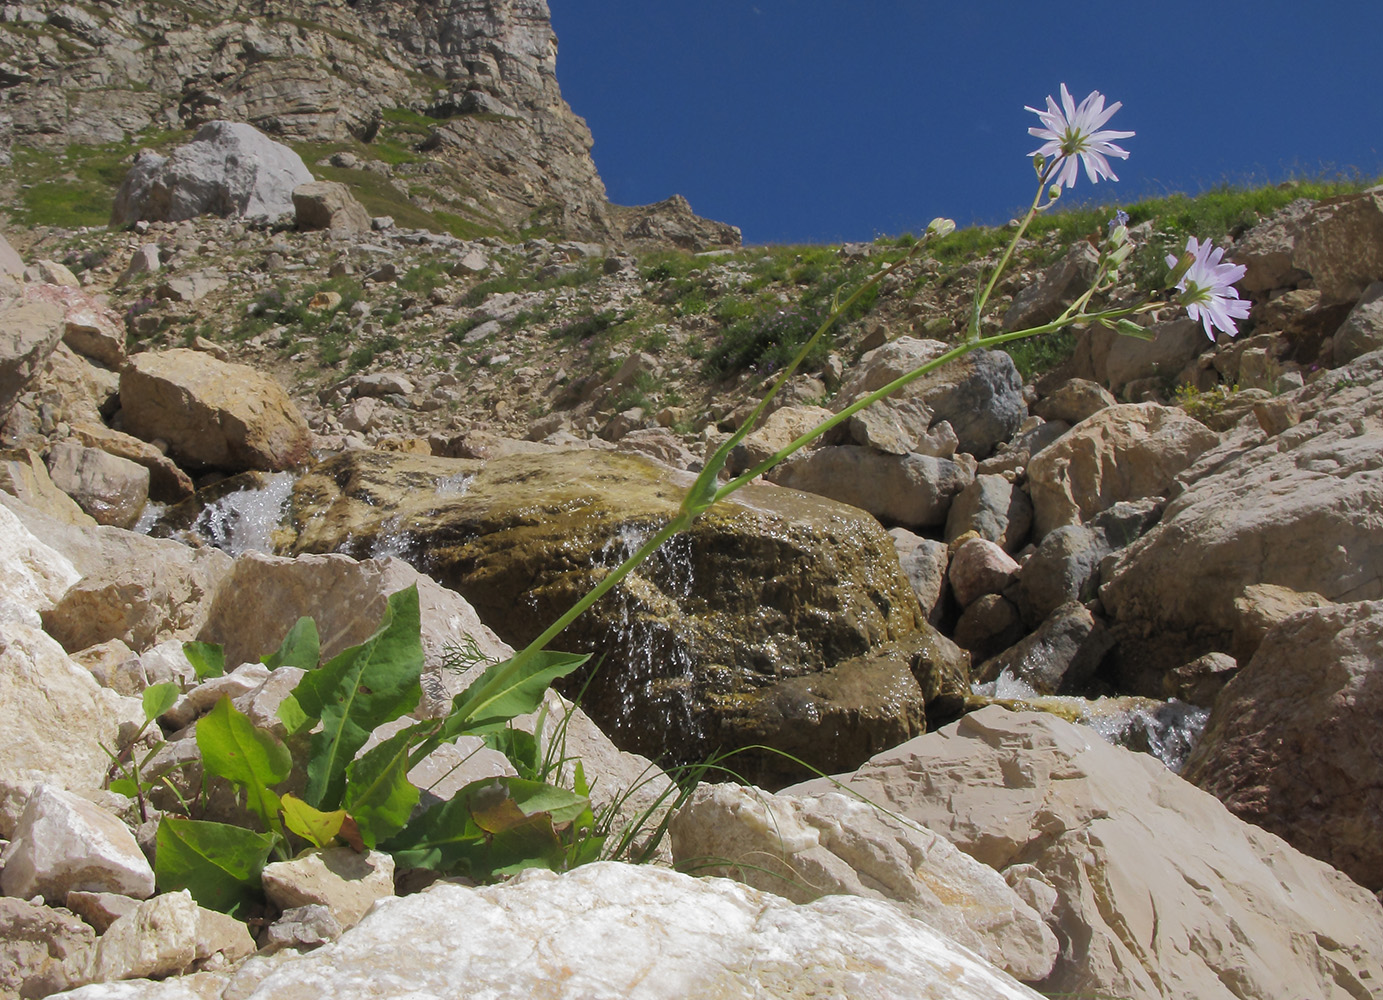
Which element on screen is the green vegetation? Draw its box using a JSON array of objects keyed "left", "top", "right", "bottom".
[{"left": 8, "top": 129, "right": 190, "bottom": 228}]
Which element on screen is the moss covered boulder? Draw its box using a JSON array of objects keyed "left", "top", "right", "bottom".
[{"left": 287, "top": 449, "right": 968, "bottom": 782}]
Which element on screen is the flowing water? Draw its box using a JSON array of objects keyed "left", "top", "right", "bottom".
[
  {"left": 145, "top": 472, "right": 296, "bottom": 555},
  {"left": 975, "top": 672, "right": 1209, "bottom": 773}
]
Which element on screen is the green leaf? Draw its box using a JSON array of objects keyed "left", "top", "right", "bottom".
[
  {"left": 196, "top": 697, "right": 292, "bottom": 831},
  {"left": 280, "top": 794, "right": 346, "bottom": 849},
  {"left": 108, "top": 778, "right": 139, "bottom": 798},
  {"left": 1110, "top": 317, "right": 1156, "bottom": 341},
  {"left": 277, "top": 694, "right": 309, "bottom": 736},
  {"left": 342, "top": 726, "right": 422, "bottom": 848},
  {"left": 381, "top": 776, "right": 589, "bottom": 876},
  {"left": 155, "top": 816, "right": 275, "bottom": 915},
  {"left": 484, "top": 728, "right": 540, "bottom": 781},
  {"left": 292, "top": 586, "right": 424, "bottom": 809},
  {"left": 181, "top": 641, "right": 225, "bottom": 681},
  {"left": 447, "top": 650, "right": 590, "bottom": 736},
  {"left": 141, "top": 681, "right": 180, "bottom": 723},
  {"left": 262, "top": 617, "right": 320, "bottom": 671}
]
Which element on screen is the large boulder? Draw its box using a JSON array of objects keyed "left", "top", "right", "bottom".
[
  {"left": 119, "top": 348, "right": 312, "bottom": 473},
  {"left": 110, "top": 121, "right": 314, "bottom": 227},
  {"left": 670, "top": 784, "right": 1059, "bottom": 981},
  {"left": 44, "top": 441, "right": 149, "bottom": 529},
  {"left": 53, "top": 864, "right": 1042, "bottom": 1000},
  {"left": 3, "top": 493, "right": 232, "bottom": 654},
  {"left": 1184, "top": 600, "right": 1383, "bottom": 891},
  {"left": 789, "top": 706, "right": 1383, "bottom": 1000},
  {"left": 1101, "top": 351, "right": 1383, "bottom": 663},
  {"left": 1026, "top": 401, "right": 1219, "bottom": 537},
  {"left": 287, "top": 449, "right": 950, "bottom": 781},
  {"left": 197, "top": 551, "right": 510, "bottom": 719}
]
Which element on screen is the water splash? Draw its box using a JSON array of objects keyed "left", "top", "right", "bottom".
[
  {"left": 435, "top": 472, "right": 473, "bottom": 497},
  {"left": 369, "top": 514, "right": 419, "bottom": 560},
  {"left": 188, "top": 473, "right": 294, "bottom": 556}
]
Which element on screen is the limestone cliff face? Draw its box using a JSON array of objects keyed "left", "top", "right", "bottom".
[{"left": 0, "top": 1, "right": 729, "bottom": 243}]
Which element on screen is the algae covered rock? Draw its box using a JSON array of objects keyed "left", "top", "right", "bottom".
[{"left": 287, "top": 449, "right": 957, "bottom": 781}]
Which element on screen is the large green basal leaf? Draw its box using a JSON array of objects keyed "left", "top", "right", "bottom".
[
  {"left": 445, "top": 649, "right": 590, "bottom": 738},
  {"left": 181, "top": 641, "right": 225, "bottom": 681},
  {"left": 155, "top": 817, "right": 276, "bottom": 916},
  {"left": 342, "top": 725, "right": 422, "bottom": 848},
  {"left": 196, "top": 696, "right": 292, "bottom": 831},
  {"left": 291, "top": 586, "right": 424, "bottom": 809}
]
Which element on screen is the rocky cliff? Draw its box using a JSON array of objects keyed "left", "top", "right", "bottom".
[{"left": 0, "top": 0, "right": 737, "bottom": 245}]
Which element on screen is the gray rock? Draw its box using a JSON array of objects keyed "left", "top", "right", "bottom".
[
  {"left": 0, "top": 228, "right": 22, "bottom": 277},
  {"left": 844, "top": 397, "right": 933, "bottom": 455},
  {"left": 978, "top": 600, "right": 1114, "bottom": 694},
  {"left": 1031, "top": 377, "right": 1117, "bottom": 425},
  {"left": 1004, "top": 241, "right": 1100, "bottom": 331},
  {"left": 953, "top": 594, "right": 1025, "bottom": 664},
  {"left": 110, "top": 122, "right": 314, "bottom": 227},
  {"left": 945, "top": 474, "right": 1033, "bottom": 552},
  {"left": 888, "top": 528, "right": 949, "bottom": 625},
  {"left": 1164, "top": 651, "right": 1239, "bottom": 707},
  {"left": 1229, "top": 197, "right": 1314, "bottom": 293},
  {"left": 1016, "top": 523, "right": 1112, "bottom": 626},
  {"left": 261, "top": 904, "right": 341, "bottom": 953},
  {"left": 919, "top": 350, "right": 1027, "bottom": 459}
]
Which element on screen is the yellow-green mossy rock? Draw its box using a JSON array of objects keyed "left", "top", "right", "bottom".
[{"left": 288, "top": 449, "right": 968, "bottom": 783}]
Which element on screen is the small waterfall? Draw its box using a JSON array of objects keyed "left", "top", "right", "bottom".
[
  {"left": 182, "top": 472, "right": 295, "bottom": 556},
  {"left": 592, "top": 522, "right": 702, "bottom": 752},
  {"left": 975, "top": 673, "right": 1209, "bottom": 773}
]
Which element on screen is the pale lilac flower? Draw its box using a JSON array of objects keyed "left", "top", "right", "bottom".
[
  {"left": 1166, "top": 237, "right": 1251, "bottom": 340},
  {"left": 1026, "top": 84, "right": 1134, "bottom": 189},
  {"left": 1108, "top": 209, "right": 1129, "bottom": 236}
]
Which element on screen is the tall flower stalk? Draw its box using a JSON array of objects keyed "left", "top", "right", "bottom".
[{"left": 465, "top": 85, "right": 1247, "bottom": 722}]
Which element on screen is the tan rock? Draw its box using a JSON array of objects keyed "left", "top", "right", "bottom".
[
  {"left": 260, "top": 848, "right": 395, "bottom": 930},
  {"left": 1230, "top": 582, "right": 1334, "bottom": 664},
  {"left": 0, "top": 601, "right": 140, "bottom": 837},
  {"left": 724, "top": 403, "right": 831, "bottom": 476},
  {"left": 948, "top": 536, "right": 1020, "bottom": 608},
  {"left": 789, "top": 706, "right": 1383, "bottom": 1000},
  {"left": 293, "top": 181, "right": 373, "bottom": 235},
  {"left": 1294, "top": 188, "right": 1383, "bottom": 304},
  {"left": 69, "top": 422, "right": 195, "bottom": 503},
  {"left": 45, "top": 440, "right": 150, "bottom": 529},
  {"left": 888, "top": 527, "right": 949, "bottom": 625},
  {"left": 1101, "top": 351, "right": 1383, "bottom": 657},
  {"left": 670, "top": 784, "right": 1058, "bottom": 981},
  {"left": 1027, "top": 401, "right": 1219, "bottom": 537},
  {"left": 1, "top": 784, "right": 154, "bottom": 901},
  {"left": 0, "top": 896, "right": 96, "bottom": 999},
  {"left": 119, "top": 348, "right": 312, "bottom": 472},
  {"left": 198, "top": 550, "right": 510, "bottom": 718},
  {"left": 0, "top": 447, "right": 97, "bottom": 525},
  {"left": 1031, "top": 377, "right": 1117, "bottom": 425},
  {"left": 64, "top": 891, "right": 140, "bottom": 934},
  {"left": 0, "top": 291, "right": 65, "bottom": 417},
  {"left": 771, "top": 445, "right": 973, "bottom": 529},
  {"left": 91, "top": 891, "right": 254, "bottom": 983},
  {"left": 1185, "top": 600, "right": 1383, "bottom": 891}
]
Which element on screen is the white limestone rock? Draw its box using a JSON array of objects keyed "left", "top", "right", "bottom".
[
  {"left": 1, "top": 784, "right": 154, "bottom": 901},
  {"left": 670, "top": 784, "right": 1058, "bottom": 981}
]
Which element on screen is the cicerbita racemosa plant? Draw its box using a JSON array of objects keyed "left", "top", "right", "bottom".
[
  {"left": 1166, "top": 235, "right": 1252, "bottom": 340},
  {"left": 473, "top": 84, "right": 1250, "bottom": 747}
]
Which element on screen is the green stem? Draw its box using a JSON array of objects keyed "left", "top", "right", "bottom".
[{"left": 969, "top": 174, "right": 1050, "bottom": 340}]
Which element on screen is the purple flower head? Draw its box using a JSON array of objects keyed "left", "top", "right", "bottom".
[
  {"left": 1166, "top": 237, "right": 1250, "bottom": 340},
  {"left": 1027, "top": 84, "right": 1134, "bottom": 190}
]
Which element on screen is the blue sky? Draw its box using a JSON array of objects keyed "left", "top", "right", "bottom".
[{"left": 549, "top": 2, "right": 1383, "bottom": 245}]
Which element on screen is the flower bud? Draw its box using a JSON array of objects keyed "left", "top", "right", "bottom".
[
  {"left": 1109, "top": 318, "right": 1154, "bottom": 341},
  {"left": 1165, "top": 250, "right": 1195, "bottom": 288},
  {"left": 926, "top": 217, "right": 956, "bottom": 238},
  {"left": 1108, "top": 242, "right": 1132, "bottom": 266},
  {"left": 1048, "top": 184, "right": 1063, "bottom": 202},
  {"left": 1033, "top": 153, "right": 1047, "bottom": 176}
]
